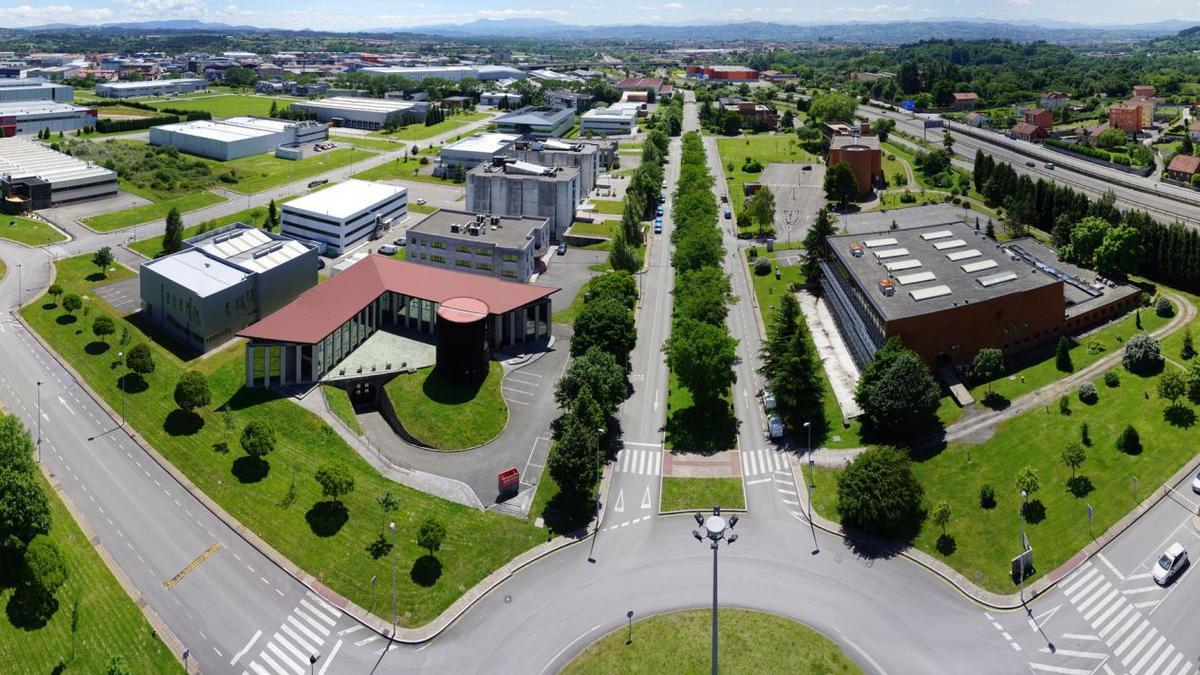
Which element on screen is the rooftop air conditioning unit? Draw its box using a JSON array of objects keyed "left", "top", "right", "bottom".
[
  {"left": 450, "top": 224, "right": 460, "bottom": 233},
  {"left": 878, "top": 279, "right": 895, "bottom": 296}
]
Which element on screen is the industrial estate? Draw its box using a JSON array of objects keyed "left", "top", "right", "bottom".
[{"left": 4, "top": 12, "right": 1200, "bottom": 675}]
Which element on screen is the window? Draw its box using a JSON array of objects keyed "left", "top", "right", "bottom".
[
  {"left": 455, "top": 244, "right": 471, "bottom": 253},
  {"left": 478, "top": 247, "right": 489, "bottom": 256},
  {"left": 431, "top": 241, "right": 445, "bottom": 249},
  {"left": 502, "top": 253, "right": 518, "bottom": 262},
  {"left": 501, "top": 270, "right": 518, "bottom": 278},
  {"left": 475, "top": 263, "right": 492, "bottom": 271},
  {"left": 431, "top": 254, "right": 446, "bottom": 263},
  {"left": 455, "top": 259, "right": 471, "bottom": 267},
  {"left": 420, "top": 253, "right": 427, "bottom": 260}
]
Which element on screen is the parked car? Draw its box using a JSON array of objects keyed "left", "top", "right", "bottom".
[
  {"left": 1025, "top": 161, "right": 1036, "bottom": 167},
  {"left": 802, "top": 165, "right": 812, "bottom": 171},
  {"left": 1153, "top": 543, "right": 1188, "bottom": 586},
  {"left": 415, "top": 198, "right": 427, "bottom": 205},
  {"left": 721, "top": 194, "right": 729, "bottom": 203},
  {"left": 767, "top": 414, "right": 784, "bottom": 439},
  {"left": 1044, "top": 162, "right": 1055, "bottom": 170},
  {"left": 393, "top": 236, "right": 406, "bottom": 247},
  {"left": 761, "top": 389, "right": 777, "bottom": 411},
  {"left": 661, "top": 180, "right": 667, "bottom": 189},
  {"left": 378, "top": 244, "right": 398, "bottom": 255},
  {"left": 656, "top": 205, "right": 664, "bottom": 216},
  {"left": 659, "top": 192, "right": 666, "bottom": 203},
  {"left": 308, "top": 179, "right": 328, "bottom": 188},
  {"left": 653, "top": 223, "right": 662, "bottom": 234},
  {"left": 556, "top": 242, "right": 568, "bottom": 255},
  {"left": 724, "top": 209, "right": 732, "bottom": 219},
  {"left": 1192, "top": 470, "right": 1200, "bottom": 494}
]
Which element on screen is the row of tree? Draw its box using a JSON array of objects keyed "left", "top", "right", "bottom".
[{"left": 609, "top": 99, "right": 678, "bottom": 272}]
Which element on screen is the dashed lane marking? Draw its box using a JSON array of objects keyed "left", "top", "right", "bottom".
[{"left": 163, "top": 542, "right": 222, "bottom": 590}]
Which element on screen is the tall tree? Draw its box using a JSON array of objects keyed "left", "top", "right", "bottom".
[
  {"left": 91, "top": 314, "right": 115, "bottom": 344},
  {"left": 92, "top": 246, "right": 114, "bottom": 276},
  {"left": 824, "top": 162, "right": 859, "bottom": 207},
  {"left": 555, "top": 346, "right": 627, "bottom": 419},
  {"left": 314, "top": 461, "right": 355, "bottom": 503},
  {"left": 747, "top": 185, "right": 776, "bottom": 237},
  {"left": 802, "top": 207, "right": 837, "bottom": 281},
  {"left": 836, "top": 446, "right": 924, "bottom": 536},
  {"left": 547, "top": 413, "right": 599, "bottom": 496},
  {"left": 664, "top": 318, "right": 737, "bottom": 404},
  {"left": 163, "top": 208, "right": 184, "bottom": 254},
  {"left": 760, "top": 292, "right": 801, "bottom": 378},
  {"left": 571, "top": 299, "right": 636, "bottom": 365},
  {"left": 125, "top": 343, "right": 155, "bottom": 379},
  {"left": 608, "top": 228, "right": 639, "bottom": 274},
  {"left": 173, "top": 371, "right": 211, "bottom": 414}
]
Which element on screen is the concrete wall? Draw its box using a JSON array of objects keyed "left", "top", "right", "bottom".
[
  {"left": 139, "top": 265, "right": 256, "bottom": 352},
  {"left": 466, "top": 172, "right": 578, "bottom": 241}
]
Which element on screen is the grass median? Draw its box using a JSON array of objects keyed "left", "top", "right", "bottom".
[
  {"left": 660, "top": 476, "right": 745, "bottom": 512},
  {"left": 0, "top": 215, "right": 67, "bottom": 246},
  {"left": 351, "top": 156, "right": 463, "bottom": 186},
  {"left": 382, "top": 363, "right": 508, "bottom": 450},
  {"left": 23, "top": 255, "right": 542, "bottom": 627},
  {"left": 82, "top": 192, "right": 226, "bottom": 233}
]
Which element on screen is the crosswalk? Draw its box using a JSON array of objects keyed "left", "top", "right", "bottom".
[
  {"left": 616, "top": 448, "right": 661, "bottom": 476},
  {"left": 244, "top": 592, "right": 343, "bottom": 675},
  {"left": 1049, "top": 561, "right": 1193, "bottom": 675},
  {"left": 742, "top": 447, "right": 788, "bottom": 476}
]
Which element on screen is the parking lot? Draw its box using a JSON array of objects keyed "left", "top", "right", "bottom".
[
  {"left": 758, "top": 162, "right": 825, "bottom": 244},
  {"left": 537, "top": 246, "right": 607, "bottom": 316},
  {"left": 92, "top": 277, "right": 142, "bottom": 316}
]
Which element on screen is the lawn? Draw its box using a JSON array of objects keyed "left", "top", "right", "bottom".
[
  {"left": 664, "top": 372, "right": 737, "bottom": 452},
  {"left": 569, "top": 220, "right": 616, "bottom": 238},
  {"left": 564, "top": 609, "right": 861, "bottom": 675},
  {"left": 96, "top": 104, "right": 162, "bottom": 118},
  {"left": 715, "top": 134, "right": 817, "bottom": 221},
  {"left": 0, "top": 472, "right": 179, "bottom": 673},
  {"left": 373, "top": 112, "right": 490, "bottom": 142},
  {"left": 409, "top": 202, "right": 437, "bottom": 215},
  {"left": 382, "top": 362, "right": 508, "bottom": 450},
  {"left": 330, "top": 135, "right": 407, "bottom": 152},
  {"left": 82, "top": 191, "right": 226, "bottom": 232},
  {"left": 128, "top": 198, "right": 297, "bottom": 258},
  {"left": 323, "top": 385, "right": 362, "bottom": 435},
  {"left": 151, "top": 94, "right": 295, "bottom": 118},
  {"left": 23, "top": 255, "right": 543, "bottom": 627},
  {"left": 216, "top": 148, "right": 371, "bottom": 195},
  {"left": 351, "top": 156, "right": 463, "bottom": 186},
  {"left": 0, "top": 215, "right": 67, "bottom": 246},
  {"left": 660, "top": 476, "right": 745, "bottom": 512},
  {"left": 590, "top": 199, "right": 625, "bottom": 215}
]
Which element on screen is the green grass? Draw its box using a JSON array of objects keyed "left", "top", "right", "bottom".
[
  {"left": 715, "top": 135, "right": 817, "bottom": 224},
  {"left": 660, "top": 477, "right": 745, "bottom": 512},
  {"left": 564, "top": 609, "right": 861, "bottom": 675},
  {"left": 590, "top": 199, "right": 625, "bottom": 215},
  {"left": 331, "top": 135, "right": 408, "bottom": 152},
  {"left": 373, "top": 112, "right": 490, "bottom": 141},
  {"left": 0, "top": 215, "right": 67, "bottom": 246},
  {"left": 96, "top": 104, "right": 162, "bottom": 118},
  {"left": 216, "top": 148, "right": 371, "bottom": 195},
  {"left": 151, "top": 94, "right": 295, "bottom": 118},
  {"left": 569, "top": 220, "right": 616, "bottom": 238},
  {"left": 23, "top": 255, "right": 542, "bottom": 627},
  {"left": 0, "top": 471, "right": 179, "bottom": 673},
  {"left": 382, "top": 362, "right": 508, "bottom": 450},
  {"left": 351, "top": 157, "right": 462, "bottom": 186},
  {"left": 409, "top": 202, "right": 437, "bottom": 214},
  {"left": 323, "top": 385, "right": 362, "bottom": 435},
  {"left": 128, "top": 198, "right": 297, "bottom": 258},
  {"left": 82, "top": 191, "right": 225, "bottom": 232}
]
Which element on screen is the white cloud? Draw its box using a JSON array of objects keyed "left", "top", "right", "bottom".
[
  {"left": 1010, "top": 0, "right": 1033, "bottom": 5},
  {"left": 831, "top": 3, "right": 911, "bottom": 14},
  {"left": 1, "top": 3, "right": 114, "bottom": 26},
  {"left": 476, "top": 8, "right": 569, "bottom": 18}
]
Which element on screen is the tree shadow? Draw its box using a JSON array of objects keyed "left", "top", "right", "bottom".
[
  {"left": 231, "top": 456, "right": 269, "bottom": 484},
  {"left": 423, "top": 368, "right": 484, "bottom": 405},
  {"left": 1022, "top": 500, "right": 1047, "bottom": 524},
  {"left": 5, "top": 585, "right": 58, "bottom": 630},
  {"left": 220, "top": 385, "right": 283, "bottom": 413},
  {"left": 1067, "top": 476, "right": 1094, "bottom": 498},
  {"left": 164, "top": 409, "right": 204, "bottom": 436},
  {"left": 409, "top": 555, "right": 442, "bottom": 587},
  {"left": 212, "top": 441, "right": 229, "bottom": 454},
  {"left": 663, "top": 398, "right": 737, "bottom": 454},
  {"left": 125, "top": 311, "right": 200, "bottom": 361},
  {"left": 936, "top": 533, "right": 957, "bottom": 556},
  {"left": 55, "top": 314, "right": 76, "bottom": 326},
  {"left": 84, "top": 272, "right": 106, "bottom": 283},
  {"left": 41, "top": 302, "right": 56, "bottom": 311},
  {"left": 84, "top": 341, "right": 110, "bottom": 356},
  {"left": 1164, "top": 404, "right": 1196, "bottom": 428},
  {"left": 981, "top": 392, "right": 1010, "bottom": 411},
  {"left": 118, "top": 374, "right": 148, "bottom": 395},
  {"left": 365, "top": 533, "right": 392, "bottom": 560},
  {"left": 305, "top": 500, "right": 348, "bottom": 537},
  {"left": 539, "top": 489, "right": 593, "bottom": 539}
]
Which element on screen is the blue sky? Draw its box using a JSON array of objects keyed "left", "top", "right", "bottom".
[{"left": 2, "top": 0, "right": 1195, "bottom": 31}]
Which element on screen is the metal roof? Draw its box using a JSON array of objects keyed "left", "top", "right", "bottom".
[
  {"left": 0, "top": 137, "right": 115, "bottom": 186},
  {"left": 442, "top": 132, "right": 521, "bottom": 155},
  {"left": 283, "top": 179, "right": 406, "bottom": 221},
  {"left": 143, "top": 249, "right": 247, "bottom": 298}
]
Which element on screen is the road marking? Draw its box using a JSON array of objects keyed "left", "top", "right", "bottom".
[
  {"left": 56, "top": 395, "right": 73, "bottom": 415},
  {"left": 641, "top": 486, "right": 652, "bottom": 510},
  {"left": 317, "top": 639, "right": 342, "bottom": 675},
  {"left": 539, "top": 623, "right": 602, "bottom": 675},
  {"left": 782, "top": 498, "right": 799, "bottom": 506},
  {"left": 1061, "top": 633, "right": 1102, "bottom": 641},
  {"left": 1063, "top": 566, "right": 1098, "bottom": 596},
  {"left": 1130, "top": 636, "right": 1166, "bottom": 674},
  {"left": 624, "top": 441, "right": 661, "bottom": 448},
  {"left": 1097, "top": 553, "right": 1125, "bottom": 581},
  {"left": 272, "top": 632, "right": 307, "bottom": 665},
  {"left": 230, "top": 629, "right": 262, "bottom": 666},
  {"left": 1029, "top": 665, "right": 1092, "bottom": 675},
  {"left": 1120, "top": 586, "right": 1161, "bottom": 595},
  {"left": 745, "top": 478, "right": 771, "bottom": 485},
  {"left": 1161, "top": 652, "right": 1184, "bottom": 675},
  {"left": 1123, "top": 630, "right": 1160, "bottom": 667},
  {"left": 300, "top": 599, "right": 337, "bottom": 627},
  {"left": 258, "top": 649, "right": 293, "bottom": 675},
  {"left": 163, "top": 541, "right": 222, "bottom": 590},
  {"left": 275, "top": 588, "right": 285, "bottom": 597},
  {"left": 354, "top": 635, "right": 378, "bottom": 647},
  {"left": 1113, "top": 621, "right": 1149, "bottom": 657},
  {"left": 613, "top": 489, "right": 624, "bottom": 513},
  {"left": 336, "top": 626, "right": 362, "bottom": 636},
  {"left": 286, "top": 614, "right": 323, "bottom": 644},
  {"left": 1126, "top": 572, "right": 1152, "bottom": 581},
  {"left": 280, "top": 623, "right": 316, "bottom": 654},
  {"left": 265, "top": 642, "right": 302, "bottom": 674},
  {"left": 1037, "top": 648, "right": 1106, "bottom": 659}
]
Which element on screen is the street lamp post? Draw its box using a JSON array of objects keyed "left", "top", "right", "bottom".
[
  {"left": 626, "top": 610, "right": 634, "bottom": 644},
  {"left": 36, "top": 381, "right": 42, "bottom": 462},
  {"left": 309, "top": 653, "right": 321, "bottom": 674},
  {"left": 369, "top": 574, "right": 377, "bottom": 612},
  {"left": 587, "top": 426, "right": 605, "bottom": 563},
  {"left": 692, "top": 506, "right": 739, "bottom": 675},
  {"left": 1019, "top": 489, "right": 1028, "bottom": 602},
  {"left": 389, "top": 521, "right": 398, "bottom": 637}
]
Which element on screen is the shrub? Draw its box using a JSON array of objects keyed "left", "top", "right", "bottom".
[
  {"left": 1059, "top": 394, "right": 1070, "bottom": 415},
  {"left": 1104, "top": 371, "right": 1120, "bottom": 387},
  {"left": 835, "top": 446, "right": 925, "bottom": 536},
  {"left": 754, "top": 258, "right": 772, "bottom": 275},
  {"left": 979, "top": 484, "right": 996, "bottom": 509},
  {"left": 1087, "top": 340, "right": 1105, "bottom": 355},
  {"left": 218, "top": 170, "right": 238, "bottom": 184},
  {"left": 1122, "top": 333, "right": 1163, "bottom": 375},
  {"left": 1077, "top": 381, "right": 1097, "bottom": 403},
  {"left": 1155, "top": 296, "right": 1174, "bottom": 317},
  {"left": 1116, "top": 424, "right": 1141, "bottom": 454}
]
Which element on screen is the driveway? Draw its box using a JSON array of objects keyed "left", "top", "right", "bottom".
[{"left": 538, "top": 246, "right": 607, "bottom": 315}]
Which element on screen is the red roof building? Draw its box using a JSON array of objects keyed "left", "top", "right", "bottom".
[
  {"left": 952, "top": 92, "right": 979, "bottom": 110},
  {"left": 1166, "top": 154, "right": 1200, "bottom": 183},
  {"left": 616, "top": 77, "right": 668, "bottom": 95},
  {"left": 237, "top": 255, "right": 558, "bottom": 387},
  {"left": 1010, "top": 122, "right": 1047, "bottom": 141}
]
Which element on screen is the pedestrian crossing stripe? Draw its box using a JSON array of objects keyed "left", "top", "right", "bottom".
[
  {"left": 616, "top": 448, "right": 661, "bottom": 475},
  {"left": 163, "top": 541, "right": 221, "bottom": 590},
  {"left": 742, "top": 448, "right": 788, "bottom": 476}
]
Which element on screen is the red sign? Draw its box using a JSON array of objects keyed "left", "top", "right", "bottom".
[{"left": 498, "top": 468, "right": 520, "bottom": 495}]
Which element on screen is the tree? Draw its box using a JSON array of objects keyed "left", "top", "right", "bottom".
[
  {"left": 1183, "top": 327, "right": 1196, "bottom": 360},
  {"left": 125, "top": 342, "right": 155, "bottom": 378},
  {"left": 674, "top": 266, "right": 731, "bottom": 326},
  {"left": 416, "top": 518, "right": 446, "bottom": 556},
  {"left": 1066, "top": 216, "right": 1110, "bottom": 267},
  {"left": 1055, "top": 336, "right": 1073, "bottom": 372},
  {"left": 173, "top": 371, "right": 210, "bottom": 414},
  {"left": 0, "top": 414, "right": 36, "bottom": 474},
  {"left": 759, "top": 292, "right": 801, "bottom": 378},
  {"left": 163, "top": 208, "right": 184, "bottom": 254},
  {"left": 942, "top": 132, "right": 955, "bottom": 153},
  {"left": 874, "top": 118, "right": 896, "bottom": 142},
  {"left": 547, "top": 414, "right": 599, "bottom": 496},
  {"left": 931, "top": 500, "right": 952, "bottom": 536},
  {"left": 971, "top": 347, "right": 1004, "bottom": 396},
  {"left": 1061, "top": 442, "right": 1087, "bottom": 478},
  {"left": 607, "top": 228, "right": 639, "bottom": 274},
  {"left": 267, "top": 199, "right": 279, "bottom": 231},
  {"left": 1093, "top": 224, "right": 1143, "bottom": 278},
  {"left": 314, "top": 461, "right": 355, "bottom": 502},
  {"left": 808, "top": 91, "right": 856, "bottom": 123},
  {"left": 105, "top": 656, "right": 132, "bottom": 675},
  {"left": 61, "top": 293, "right": 82, "bottom": 316},
  {"left": 91, "top": 314, "right": 115, "bottom": 344},
  {"left": 1096, "top": 127, "right": 1127, "bottom": 148},
  {"left": 835, "top": 446, "right": 924, "bottom": 536},
  {"left": 824, "top": 162, "right": 859, "bottom": 206},
  {"left": 1015, "top": 465, "right": 1041, "bottom": 498},
  {"left": 583, "top": 272, "right": 637, "bottom": 311},
  {"left": 571, "top": 299, "right": 636, "bottom": 365},
  {"left": 1123, "top": 333, "right": 1162, "bottom": 375},
  {"left": 747, "top": 185, "right": 776, "bottom": 236},
  {"left": 1116, "top": 424, "right": 1141, "bottom": 454},
  {"left": 855, "top": 342, "right": 941, "bottom": 437},
  {"left": 239, "top": 420, "right": 276, "bottom": 459},
  {"left": 664, "top": 318, "right": 737, "bottom": 405},
  {"left": 48, "top": 284, "right": 63, "bottom": 305},
  {"left": 92, "top": 246, "right": 114, "bottom": 276},
  {"left": 1158, "top": 370, "right": 1186, "bottom": 405},
  {"left": 23, "top": 534, "right": 67, "bottom": 596},
  {"left": 802, "top": 207, "right": 836, "bottom": 280},
  {"left": 0, "top": 468, "right": 51, "bottom": 544},
  {"left": 620, "top": 193, "right": 643, "bottom": 243},
  {"left": 1182, "top": 134, "right": 1195, "bottom": 156},
  {"left": 771, "top": 321, "right": 824, "bottom": 430},
  {"left": 555, "top": 346, "right": 626, "bottom": 419}
]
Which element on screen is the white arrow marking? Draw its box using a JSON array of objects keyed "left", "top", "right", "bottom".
[
  {"left": 641, "top": 485, "right": 652, "bottom": 510},
  {"left": 613, "top": 489, "right": 624, "bottom": 513},
  {"left": 653, "top": 390, "right": 659, "bottom": 411},
  {"left": 1031, "top": 603, "right": 1061, "bottom": 632}
]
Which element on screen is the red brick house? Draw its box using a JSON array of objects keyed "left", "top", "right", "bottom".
[
  {"left": 1166, "top": 154, "right": 1200, "bottom": 183},
  {"left": 1024, "top": 108, "right": 1054, "bottom": 131},
  {"left": 1010, "top": 122, "right": 1048, "bottom": 141},
  {"left": 953, "top": 92, "right": 979, "bottom": 110}
]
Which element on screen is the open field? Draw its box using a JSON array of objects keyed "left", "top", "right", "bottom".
[
  {"left": 715, "top": 135, "right": 818, "bottom": 219},
  {"left": 589, "top": 199, "right": 625, "bottom": 215},
  {"left": 351, "top": 157, "right": 463, "bottom": 186},
  {"left": 330, "top": 135, "right": 408, "bottom": 152},
  {"left": 216, "top": 148, "right": 370, "bottom": 194},
  {"left": 151, "top": 94, "right": 295, "bottom": 118},
  {"left": 0, "top": 215, "right": 67, "bottom": 246},
  {"left": 373, "top": 112, "right": 491, "bottom": 142},
  {"left": 569, "top": 220, "right": 616, "bottom": 238},
  {"left": 660, "top": 476, "right": 745, "bottom": 512},
  {"left": 127, "top": 198, "right": 297, "bottom": 258},
  {"left": 383, "top": 362, "right": 508, "bottom": 450},
  {"left": 82, "top": 192, "right": 225, "bottom": 233}
]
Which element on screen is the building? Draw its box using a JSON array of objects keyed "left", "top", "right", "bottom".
[
  {"left": 139, "top": 223, "right": 320, "bottom": 353},
  {"left": 281, "top": 179, "right": 408, "bottom": 255},
  {"left": 1024, "top": 108, "right": 1054, "bottom": 131},
  {"left": 94, "top": 78, "right": 207, "bottom": 99},
  {"left": 492, "top": 106, "right": 576, "bottom": 139},
  {"left": 1189, "top": 121, "right": 1200, "bottom": 142},
  {"left": 0, "top": 101, "right": 96, "bottom": 136},
  {"left": 620, "top": 90, "right": 649, "bottom": 106},
  {"left": 0, "top": 137, "right": 117, "bottom": 212},
  {"left": 1124, "top": 96, "right": 1156, "bottom": 128},
  {"left": 616, "top": 77, "right": 670, "bottom": 97},
  {"left": 406, "top": 210, "right": 548, "bottom": 282},
  {"left": 826, "top": 127, "right": 882, "bottom": 196},
  {"left": 1133, "top": 85, "right": 1156, "bottom": 98},
  {"left": 1009, "top": 121, "right": 1047, "bottom": 142},
  {"left": 438, "top": 132, "right": 521, "bottom": 170},
  {"left": 966, "top": 112, "right": 990, "bottom": 128},
  {"left": 441, "top": 95, "right": 472, "bottom": 109},
  {"left": 288, "top": 97, "right": 429, "bottom": 130},
  {"left": 685, "top": 65, "right": 759, "bottom": 81},
  {"left": 546, "top": 90, "right": 594, "bottom": 114},
  {"left": 358, "top": 65, "right": 525, "bottom": 82},
  {"left": 236, "top": 254, "right": 557, "bottom": 388},
  {"left": 480, "top": 92, "right": 523, "bottom": 107},
  {"left": 717, "top": 97, "right": 777, "bottom": 128},
  {"left": 1166, "top": 154, "right": 1200, "bottom": 183},
  {"left": 506, "top": 138, "right": 602, "bottom": 195},
  {"left": 467, "top": 158, "right": 579, "bottom": 241},
  {"left": 1108, "top": 104, "right": 1141, "bottom": 134},
  {"left": 952, "top": 92, "right": 979, "bottom": 110},
  {"left": 148, "top": 117, "right": 328, "bottom": 161},
  {"left": 0, "top": 77, "right": 73, "bottom": 104},
  {"left": 820, "top": 220, "right": 1140, "bottom": 369},
  {"left": 1040, "top": 91, "right": 1070, "bottom": 109},
  {"left": 579, "top": 104, "right": 639, "bottom": 136}
]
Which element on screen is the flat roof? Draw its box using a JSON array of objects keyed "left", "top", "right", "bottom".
[
  {"left": 830, "top": 134, "right": 881, "bottom": 150},
  {"left": 837, "top": 203, "right": 966, "bottom": 236},
  {"left": 0, "top": 101, "right": 91, "bottom": 116},
  {"left": 582, "top": 106, "right": 638, "bottom": 122},
  {"left": 408, "top": 209, "right": 547, "bottom": 248},
  {"left": 291, "top": 97, "right": 421, "bottom": 114},
  {"left": 153, "top": 116, "right": 299, "bottom": 143},
  {"left": 0, "top": 137, "right": 115, "bottom": 185},
  {"left": 493, "top": 106, "right": 575, "bottom": 127},
  {"left": 1000, "top": 237, "right": 1140, "bottom": 316},
  {"left": 188, "top": 224, "right": 311, "bottom": 274},
  {"left": 469, "top": 160, "right": 577, "bottom": 181},
  {"left": 442, "top": 132, "right": 521, "bottom": 155},
  {"left": 99, "top": 78, "right": 205, "bottom": 89},
  {"left": 144, "top": 249, "right": 246, "bottom": 298},
  {"left": 238, "top": 255, "right": 558, "bottom": 344},
  {"left": 283, "top": 179, "right": 406, "bottom": 221}
]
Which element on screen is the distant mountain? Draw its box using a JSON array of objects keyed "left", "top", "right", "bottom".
[{"left": 21, "top": 19, "right": 266, "bottom": 31}]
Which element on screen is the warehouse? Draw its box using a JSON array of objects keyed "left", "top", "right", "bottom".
[
  {"left": 0, "top": 101, "right": 96, "bottom": 136},
  {"left": 480, "top": 92, "right": 523, "bottom": 107},
  {"left": 467, "top": 158, "right": 579, "bottom": 241},
  {"left": 94, "top": 78, "right": 207, "bottom": 98},
  {"left": 579, "top": 104, "right": 639, "bottom": 136},
  {"left": 438, "top": 132, "right": 521, "bottom": 170},
  {"left": 820, "top": 221, "right": 1140, "bottom": 369},
  {"left": 0, "top": 137, "right": 117, "bottom": 212},
  {"left": 492, "top": 106, "right": 576, "bottom": 139},
  {"left": 237, "top": 254, "right": 557, "bottom": 388},
  {"left": 507, "top": 138, "right": 601, "bottom": 194},
  {"left": 358, "top": 65, "right": 525, "bottom": 82},
  {"left": 288, "top": 96, "right": 429, "bottom": 130},
  {"left": 685, "top": 65, "right": 759, "bottom": 81},
  {"left": 406, "top": 210, "right": 548, "bottom": 282},
  {"left": 148, "top": 116, "right": 329, "bottom": 161},
  {"left": 281, "top": 179, "right": 408, "bottom": 255},
  {"left": 0, "top": 77, "right": 73, "bottom": 104}
]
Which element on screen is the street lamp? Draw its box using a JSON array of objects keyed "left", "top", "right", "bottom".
[
  {"left": 116, "top": 351, "right": 126, "bottom": 427},
  {"left": 691, "top": 506, "right": 738, "bottom": 675},
  {"left": 389, "top": 521, "right": 398, "bottom": 638},
  {"left": 309, "top": 653, "right": 321, "bottom": 675},
  {"left": 587, "top": 426, "right": 605, "bottom": 563},
  {"left": 626, "top": 610, "right": 634, "bottom": 644},
  {"left": 1019, "top": 489, "right": 1028, "bottom": 601},
  {"left": 36, "top": 381, "right": 42, "bottom": 462}
]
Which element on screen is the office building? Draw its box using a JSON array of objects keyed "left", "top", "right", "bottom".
[
  {"left": 289, "top": 97, "right": 429, "bottom": 130},
  {"left": 358, "top": 65, "right": 525, "bottom": 82},
  {"left": 0, "top": 137, "right": 117, "bottom": 212},
  {"left": 438, "top": 132, "right": 521, "bottom": 170},
  {"left": 579, "top": 104, "right": 639, "bottom": 136},
  {"left": 507, "top": 138, "right": 601, "bottom": 194},
  {"left": 467, "top": 158, "right": 579, "bottom": 241},
  {"left": 281, "top": 179, "right": 408, "bottom": 255},
  {"left": 139, "top": 223, "right": 320, "bottom": 353},
  {"left": 0, "top": 77, "right": 73, "bottom": 104},
  {"left": 406, "top": 210, "right": 548, "bottom": 282},
  {"left": 94, "top": 78, "right": 207, "bottom": 98},
  {"left": 0, "top": 101, "right": 96, "bottom": 136},
  {"left": 547, "top": 90, "right": 594, "bottom": 114},
  {"left": 492, "top": 106, "right": 576, "bottom": 139},
  {"left": 826, "top": 124, "right": 882, "bottom": 196},
  {"left": 480, "top": 92, "right": 523, "bottom": 107}
]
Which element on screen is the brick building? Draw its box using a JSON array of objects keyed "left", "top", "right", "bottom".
[
  {"left": 1109, "top": 103, "right": 1142, "bottom": 134},
  {"left": 826, "top": 123, "right": 882, "bottom": 196}
]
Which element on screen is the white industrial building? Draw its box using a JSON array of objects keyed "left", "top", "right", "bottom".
[
  {"left": 480, "top": 92, "right": 523, "bottom": 107},
  {"left": 492, "top": 106, "right": 576, "bottom": 139},
  {"left": 0, "top": 77, "right": 74, "bottom": 104},
  {"left": 580, "top": 104, "right": 640, "bottom": 136},
  {"left": 359, "top": 65, "right": 525, "bottom": 82},
  {"left": 289, "top": 97, "right": 429, "bottom": 131},
  {"left": 467, "top": 159, "right": 579, "bottom": 241},
  {"left": 0, "top": 137, "right": 117, "bottom": 211},
  {"left": 149, "top": 116, "right": 329, "bottom": 161},
  {"left": 439, "top": 132, "right": 521, "bottom": 170},
  {"left": 281, "top": 179, "right": 408, "bottom": 255},
  {"left": 0, "top": 101, "right": 96, "bottom": 136},
  {"left": 94, "top": 78, "right": 208, "bottom": 99},
  {"left": 507, "top": 138, "right": 602, "bottom": 194},
  {"left": 406, "top": 210, "right": 549, "bottom": 282}
]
